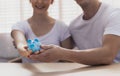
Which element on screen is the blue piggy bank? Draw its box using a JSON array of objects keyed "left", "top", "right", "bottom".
[{"left": 27, "top": 38, "right": 41, "bottom": 53}]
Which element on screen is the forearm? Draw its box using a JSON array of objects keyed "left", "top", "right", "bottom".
[
  {"left": 60, "top": 47, "right": 114, "bottom": 65},
  {"left": 11, "top": 30, "right": 27, "bottom": 49}
]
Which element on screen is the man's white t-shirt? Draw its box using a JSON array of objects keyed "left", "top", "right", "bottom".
[
  {"left": 12, "top": 20, "right": 70, "bottom": 63},
  {"left": 69, "top": 2, "right": 120, "bottom": 63}
]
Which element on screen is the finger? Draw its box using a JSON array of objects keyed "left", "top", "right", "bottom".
[
  {"left": 21, "top": 51, "right": 30, "bottom": 58},
  {"left": 40, "top": 52, "right": 47, "bottom": 57},
  {"left": 24, "top": 46, "right": 28, "bottom": 49},
  {"left": 26, "top": 52, "right": 31, "bottom": 58},
  {"left": 29, "top": 54, "right": 39, "bottom": 60},
  {"left": 28, "top": 50, "right": 32, "bottom": 53},
  {"left": 20, "top": 53, "right": 27, "bottom": 57},
  {"left": 39, "top": 49, "right": 45, "bottom": 53},
  {"left": 41, "top": 45, "right": 53, "bottom": 50},
  {"left": 34, "top": 51, "right": 40, "bottom": 54},
  {"left": 30, "top": 53, "right": 48, "bottom": 61}
]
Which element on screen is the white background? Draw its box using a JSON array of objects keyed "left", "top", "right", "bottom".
[{"left": 0, "top": 0, "right": 120, "bottom": 33}]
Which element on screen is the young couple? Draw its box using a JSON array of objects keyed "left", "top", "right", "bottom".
[{"left": 11, "top": 0, "right": 120, "bottom": 65}]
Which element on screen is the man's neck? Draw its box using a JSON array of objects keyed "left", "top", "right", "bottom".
[{"left": 81, "top": 1, "right": 101, "bottom": 20}]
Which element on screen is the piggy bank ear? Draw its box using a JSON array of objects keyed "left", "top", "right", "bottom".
[{"left": 34, "top": 38, "right": 39, "bottom": 42}]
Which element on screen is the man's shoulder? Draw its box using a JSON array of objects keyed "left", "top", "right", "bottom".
[
  {"left": 71, "top": 15, "right": 82, "bottom": 23},
  {"left": 102, "top": 2, "right": 120, "bottom": 15},
  {"left": 69, "top": 14, "right": 82, "bottom": 29}
]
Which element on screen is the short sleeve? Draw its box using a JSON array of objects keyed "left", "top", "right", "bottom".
[
  {"left": 12, "top": 21, "right": 26, "bottom": 34},
  {"left": 58, "top": 21, "right": 71, "bottom": 41},
  {"left": 104, "top": 9, "right": 120, "bottom": 36}
]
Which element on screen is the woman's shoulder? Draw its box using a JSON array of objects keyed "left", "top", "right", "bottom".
[
  {"left": 14, "top": 20, "right": 28, "bottom": 26},
  {"left": 55, "top": 20, "right": 68, "bottom": 27},
  {"left": 53, "top": 20, "right": 69, "bottom": 33},
  {"left": 12, "top": 20, "right": 30, "bottom": 31}
]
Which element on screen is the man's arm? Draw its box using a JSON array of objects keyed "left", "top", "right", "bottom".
[
  {"left": 60, "top": 36, "right": 74, "bottom": 49},
  {"left": 62, "top": 34, "right": 120, "bottom": 65},
  {"left": 30, "top": 34, "right": 120, "bottom": 65}
]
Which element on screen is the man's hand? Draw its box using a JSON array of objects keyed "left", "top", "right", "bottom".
[{"left": 29, "top": 45, "right": 63, "bottom": 62}]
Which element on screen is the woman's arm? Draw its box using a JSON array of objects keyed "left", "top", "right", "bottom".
[{"left": 11, "top": 30, "right": 32, "bottom": 57}]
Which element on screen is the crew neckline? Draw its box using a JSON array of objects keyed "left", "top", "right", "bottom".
[{"left": 81, "top": 2, "right": 105, "bottom": 23}]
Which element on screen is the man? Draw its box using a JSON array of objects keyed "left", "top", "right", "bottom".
[{"left": 30, "top": 0, "right": 120, "bottom": 65}]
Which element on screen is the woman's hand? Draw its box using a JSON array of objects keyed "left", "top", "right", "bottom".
[{"left": 17, "top": 44, "right": 32, "bottom": 58}]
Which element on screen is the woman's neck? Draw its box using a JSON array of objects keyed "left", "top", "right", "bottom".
[
  {"left": 31, "top": 12, "right": 50, "bottom": 22},
  {"left": 28, "top": 12, "right": 55, "bottom": 27}
]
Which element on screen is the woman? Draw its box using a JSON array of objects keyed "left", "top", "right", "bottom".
[{"left": 11, "top": 0, "right": 73, "bottom": 63}]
